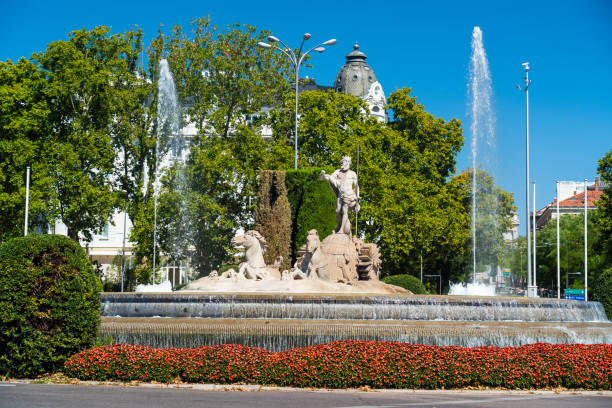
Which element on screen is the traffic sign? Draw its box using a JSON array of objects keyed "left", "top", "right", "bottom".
[
  {"left": 564, "top": 289, "right": 585, "bottom": 295},
  {"left": 564, "top": 294, "right": 585, "bottom": 301}
]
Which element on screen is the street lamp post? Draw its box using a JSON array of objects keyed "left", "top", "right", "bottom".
[
  {"left": 518, "top": 62, "right": 534, "bottom": 297},
  {"left": 556, "top": 180, "right": 561, "bottom": 299},
  {"left": 533, "top": 181, "right": 537, "bottom": 296},
  {"left": 258, "top": 34, "right": 336, "bottom": 170},
  {"left": 584, "top": 178, "right": 588, "bottom": 301}
]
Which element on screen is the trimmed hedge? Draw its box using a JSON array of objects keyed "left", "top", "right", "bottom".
[
  {"left": 64, "top": 341, "right": 612, "bottom": 390},
  {"left": 255, "top": 170, "right": 292, "bottom": 270},
  {"left": 593, "top": 267, "right": 612, "bottom": 319},
  {"left": 0, "top": 234, "right": 102, "bottom": 378},
  {"left": 285, "top": 168, "right": 336, "bottom": 264},
  {"left": 382, "top": 274, "right": 428, "bottom": 294}
]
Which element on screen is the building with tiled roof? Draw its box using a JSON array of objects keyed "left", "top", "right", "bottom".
[{"left": 534, "top": 177, "right": 607, "bottom": 230}]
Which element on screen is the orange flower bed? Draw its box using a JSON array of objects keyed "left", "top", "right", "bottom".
[{"left": 64, "top": 341, "right": 612, "bottom": 389}]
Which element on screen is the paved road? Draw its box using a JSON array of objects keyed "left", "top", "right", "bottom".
[{"left": 0, "top": 383, "right": 610, "bottom": 408}]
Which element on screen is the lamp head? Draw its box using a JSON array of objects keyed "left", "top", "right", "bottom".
[
  {"left": 257, "top": 42, "right": 271, "bottom": 49},
  {"left": 314, "top": 47, "right": 325, "bottom": 53},
  {"left": 522, "top": 62, "right": 530, "bottom": 71},
  {"left": 267, "top": 35, "right": 279, "bottom": 43},
  {"left": 303, "top": 33, "right": 311, "bottom": 40},
  {"left": 322, "top": 39, "right": 337, "bottom": 46}
]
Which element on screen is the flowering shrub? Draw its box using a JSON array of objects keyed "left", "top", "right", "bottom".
[{"left": 64, "top": 341, "right": 612, "bottom": 390}]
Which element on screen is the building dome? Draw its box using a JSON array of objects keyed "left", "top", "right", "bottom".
[
  {"left": 334, "top": 42, "right": 387, "bottom": 122},
  {"left": 334, "top": 42, "right": 376, "bottom": 98}
]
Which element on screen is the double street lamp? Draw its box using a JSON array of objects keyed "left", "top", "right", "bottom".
[{"left": 258, "top": 34, "right": 336, "bottom": 170}]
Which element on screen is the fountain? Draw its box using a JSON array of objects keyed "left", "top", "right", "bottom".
[
  {"left": 448, "top": 281, "right": 496, "bottom": 296},
  {"left": 449, "top": 27, "right": 499, "bottom": 296},
  {"left": 150, "top": 59, "right": 187, "bottom": 281},
  {"left": 100, "top": 148, "right": 612, "bottom": 350}
]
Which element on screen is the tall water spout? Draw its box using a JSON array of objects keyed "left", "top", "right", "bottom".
[
  {"left": 153, "top": 59, "right": 182, "bottom": 279},
  {"left": 468, "top": 27, "right": 497, "bottom": 285}
]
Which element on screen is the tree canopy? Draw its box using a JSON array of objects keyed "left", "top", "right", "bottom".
[
  {"left": 596, "top": 149, "right": 612, "bottom": 263},
  {"left": 532, "top": 211, "right": 603, "bottom": 295},
  {"left": 1, "top": 20, "right": 525, "bottom": 290},
  {"left": 0, "top": 58, "right": 52, "bottom": 243}
]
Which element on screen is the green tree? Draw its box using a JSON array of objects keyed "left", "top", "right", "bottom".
[
  {"left": 155, "top": 20, "right": 292, "bottom": 276},
  {"left": 268, "top": 88, "right": 470, "bottom": 288},
  {"left": 164, "top": 18, "right": 291, "bottom": 138},
  {"left": 535, "top": 212, "right": 604, "bottom": 296},
  {"left": 499, "top": 236, "right": 528, "bottom": 287},
  {"left": 34, "top": 27, "right": 128, "bottom": 241},
  {"left": 111, "top": 29, "right": 169, "bottom": 284},
  {"left": 597, "top": 149, "right": 612, "bottom": 263},
  {"left": 188, "top": 125, "right": 275, "bottom": 274},
  {"left": 452, "top": 168, "right": 517, "bottom": 279},
  {"left": 0, "top": 58, "right": 53, "bottom": 244},
  {"left": 374, "top": 89, "right": 468, "bottom": 284}
]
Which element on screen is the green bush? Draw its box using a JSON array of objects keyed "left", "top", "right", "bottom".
[
  {"left": 286, "top": 168, "right": 336, "bottom": 264},
  {"left": 0, "top": 234, "right": 102, "bottom": 378},
  {"left": 382, "top": 274, "right": 427, "bottom": 294},
  {"left": 593, "top": 267, "right": 612, "bottom": 319}
]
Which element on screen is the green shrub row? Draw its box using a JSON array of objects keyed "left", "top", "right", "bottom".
[
  {"left": 285, "top": 168, "right": 336, "bottom": 264},
  {"left": 382, "top": 274, "right": 428, "bottom": 294},
  {"left": 593, "top": 267, "right": 612, "bottom": 319}
]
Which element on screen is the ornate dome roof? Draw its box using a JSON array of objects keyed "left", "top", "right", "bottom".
[{"left": 334, "top": 42, "right": 378, "bottom": 99}]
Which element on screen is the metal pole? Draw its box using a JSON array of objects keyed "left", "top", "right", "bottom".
[
  {"left": 24, "top": 166, "right": 30, "bottom": 236},
  {"left": 258, "top": 35, "right": 335, "bottom": 170},
  {"left": 566, "top": 242, "right": 569, "bottom": 290},
  {"left": 420, "top": 250, "right": 423, "bottom": 284},
  {"left": 294, "top": 63, "right": 299, "bottom": 170},
  {"left": 520, "top": 249, "right": 523, "bottom": 288},
  {"left": 533, "top": 181, "right": 537, "bottom": 296},
  {"left": 584, "top": 178, "right": 588, "bottom": 301},
  {"left": 121, "top": 202, "right": 127, "bottom": 292},
  {"left": 556, "top": 181, "right": 560, "bottom": 299},
  {"left": 522, "top": 63, "right": 533, "bottom": 298},
  {"left": 355, "top": 144, "right": 360, "bottom": 236}
]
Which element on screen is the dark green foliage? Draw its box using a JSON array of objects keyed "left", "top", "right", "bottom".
[
  {"left": 255, "top": 170, "right": 292, "bottom": 270},
  {"left": 593, "top": 267, "right": 612, "bottom": 319},
  {"left": 597, "top": 149, "right": 612, "bottom": 264},
  {"left": 285, "top": 169, "right": 336, "bottom": 264},
  {"left": 382, "top": 274, "right": 428, "bottom": 294},
  {"left": 0, "top": 58, "right": 53, "bottom": 245},
  {"left": 0, "top": 234, "right": 102, "bottom": 378},
  {"left": 535, "top": 212, "right": 604, "bottom": 297}
]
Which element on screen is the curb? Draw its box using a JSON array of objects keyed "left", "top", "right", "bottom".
[{"left": 9, "top": 380, "right": 612, "bottom": 395}]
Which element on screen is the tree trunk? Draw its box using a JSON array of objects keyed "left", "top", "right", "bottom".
[{"left": 67, "top": 226, "right": 79, "bottom": 242}]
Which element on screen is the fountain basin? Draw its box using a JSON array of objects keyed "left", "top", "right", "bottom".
[
  {"left": 100, "top": 317, "right": 612, "bottom": 351},
  {"left": 101, "top": 292, "right": 609, "bottom": 322}
]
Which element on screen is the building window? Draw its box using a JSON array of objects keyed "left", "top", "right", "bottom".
[{"left": 100, "top": 223, "right": 109, "bottom": 240}]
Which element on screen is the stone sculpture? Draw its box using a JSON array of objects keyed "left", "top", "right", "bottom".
[
  {"left": 320, "top": 156, "right": 360, "bottom": 236},
  {"left": 285, "top": 231, "right": 381, "bottom": 283},
  {"left": 183, "top": 152, "right": 397, "bottom": 293},
  {"left": 218, "top": 230, "right": 281, "bottom": 280},
  {"left": 281, "top": 158, "right": 382, "bottom": 283}
]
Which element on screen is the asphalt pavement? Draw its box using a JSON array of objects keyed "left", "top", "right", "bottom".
[{"left": 0, "top": 382, "right": 610, "bottom": 408}]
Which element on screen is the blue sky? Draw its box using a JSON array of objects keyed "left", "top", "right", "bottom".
[{"left": 2, "top": 0, "right": 611, "bottom": 235}]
